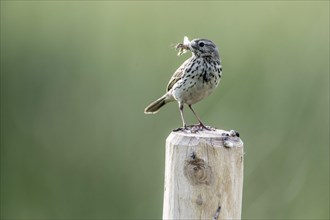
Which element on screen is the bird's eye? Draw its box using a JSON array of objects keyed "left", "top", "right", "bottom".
[{"left": 198, "top": 42, "right": 205, "bottom": 47}]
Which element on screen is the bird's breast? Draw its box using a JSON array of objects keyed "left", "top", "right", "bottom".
[{"left": 171, "top": 59, "right": 221, "bottom": 105}]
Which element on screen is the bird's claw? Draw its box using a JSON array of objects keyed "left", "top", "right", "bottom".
[
  {"left": 173, "top": 125, "right": 189, "bottom": 132},
  {"left": 173, "top": 124, "right": 215, "bottom": 133},
  {"left": 192, "top": 123, "right": 215, "bottom": 131}
]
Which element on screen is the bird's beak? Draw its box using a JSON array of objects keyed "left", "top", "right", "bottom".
[{"left": 189, "top": 41, "right": 196, "bottom": 51}]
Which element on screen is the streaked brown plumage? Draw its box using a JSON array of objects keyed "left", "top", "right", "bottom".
[{"left": 144, "top": 37, "right": 222, "bottom": 130}]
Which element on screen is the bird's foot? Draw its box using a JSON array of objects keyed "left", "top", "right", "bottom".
[
  {"left": 173, "top": 125, "right": 201, "bottom": 133},
  {"left": 173, "top": 124, "right": 215, "bottom": 133},
  {"left": 172, "top": 125, "right": 189, "bottom": 132},
  {"left": 192, "top": 123, "right": 215, "bottom": 131}
]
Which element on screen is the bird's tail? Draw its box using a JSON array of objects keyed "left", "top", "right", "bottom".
[{"left": 144, "top": 94, "right": 170, "bottom": 114}]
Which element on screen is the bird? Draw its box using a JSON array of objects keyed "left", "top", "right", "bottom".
[{"left": 144, "top": 37, "right": 222, "bottom": 130}]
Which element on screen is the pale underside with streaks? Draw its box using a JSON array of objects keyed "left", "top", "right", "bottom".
[{"left": 167, "top": 56, "right": 222, "bottom": 105}]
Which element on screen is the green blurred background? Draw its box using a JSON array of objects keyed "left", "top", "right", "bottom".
[{"left": 1, "top": 1, "right": 329, "bottom": 219}]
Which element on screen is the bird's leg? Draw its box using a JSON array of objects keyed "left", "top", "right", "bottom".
[
  {"left": 179, "top": 103, "right": 188, "bottom": 129},
  {"left": 188, "top": 105, "right": 210, "bottom": 130},
  {"left": 173, "top": 102, "right": 188, "bottom": 131}
]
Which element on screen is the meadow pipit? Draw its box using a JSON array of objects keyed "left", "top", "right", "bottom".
[{"left": 144, "top": 37, "right": 222, "bottom": 130}]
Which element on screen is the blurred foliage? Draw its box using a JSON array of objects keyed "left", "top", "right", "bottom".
[{"left": 1, "top": 1, "right": 329, "bottom": 219}]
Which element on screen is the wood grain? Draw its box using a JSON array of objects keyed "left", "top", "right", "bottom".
[{"left": 163, "top": 129, "right": 244, "bottom": 220}]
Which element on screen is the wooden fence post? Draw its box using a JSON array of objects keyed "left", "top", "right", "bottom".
[{"left": 162, "top": 129, "right": 244, "bottom": 220}]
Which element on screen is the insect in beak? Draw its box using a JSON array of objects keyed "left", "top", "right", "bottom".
[{"left": 176, "top": 36, "right": 191, "bottom": 56}]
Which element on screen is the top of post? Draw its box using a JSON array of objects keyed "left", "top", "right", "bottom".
[{"left": 167, "top": 128, "right": 243, "bottom": 148}]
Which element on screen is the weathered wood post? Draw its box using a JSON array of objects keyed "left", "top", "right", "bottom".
[{"left": 162, "top": 129, "right": 244, "bottom": 220}]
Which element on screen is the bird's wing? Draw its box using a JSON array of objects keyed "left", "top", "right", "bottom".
[{"left": 166, "top": 58, "right": 191, "bottom": 92}]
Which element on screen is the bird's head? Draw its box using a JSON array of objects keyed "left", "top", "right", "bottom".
[{"left": 176, "top": 37, "right": 219, "bottom": 59}]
